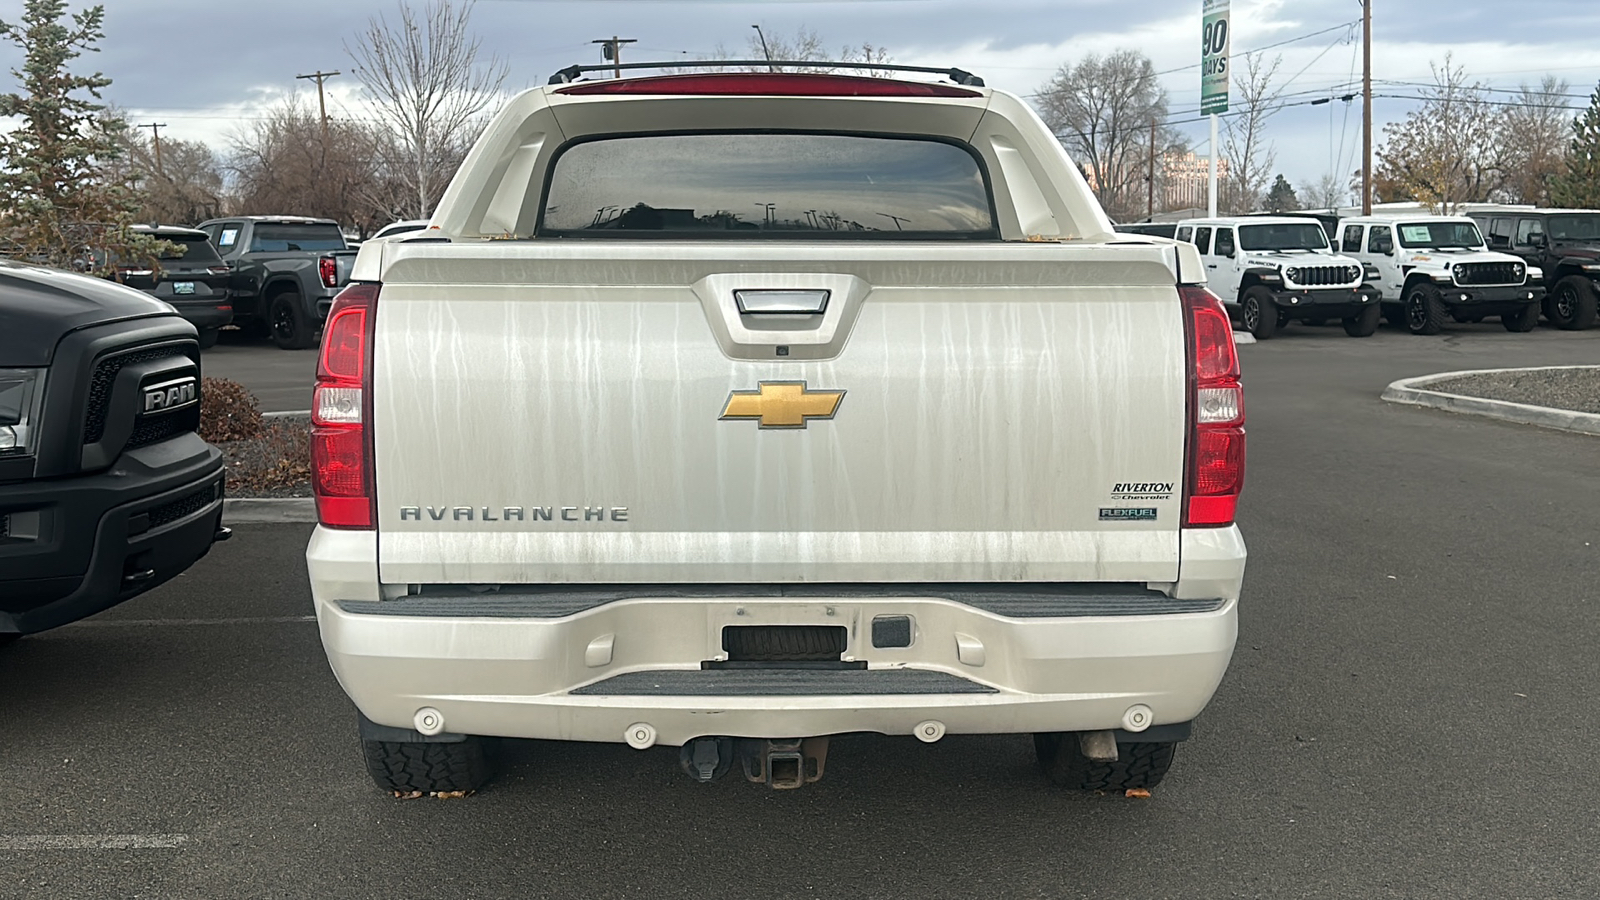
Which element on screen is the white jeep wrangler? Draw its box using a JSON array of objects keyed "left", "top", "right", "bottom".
[
  {"left": 1176, "top": 216, "right": 1379, "bottom": 339},
  {"left": 1334, "top": 215, "right": 1544, "bottom": 334},
  {"left": 306, "top": 65, "right": 1246, "bottom": 796}
]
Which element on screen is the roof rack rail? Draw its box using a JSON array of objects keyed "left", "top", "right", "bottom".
[{"left": 547, "top": 60, "right": 984, "bottom": 87}]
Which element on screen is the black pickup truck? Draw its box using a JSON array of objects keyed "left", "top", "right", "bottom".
[
  {"left": 195, "top": 216, "right": 355, "bottom": 349},
  {"left": 1, "top": 261, "right": 227, "bottom": 642}
]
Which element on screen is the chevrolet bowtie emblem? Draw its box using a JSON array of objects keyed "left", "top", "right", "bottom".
[{"left": 720, "top": 381, "right": 845, "bottom": 429}]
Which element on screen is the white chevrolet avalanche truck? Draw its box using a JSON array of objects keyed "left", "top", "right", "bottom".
[{"left": 306, "top": 66, "right": 1247, "bottom": 795}]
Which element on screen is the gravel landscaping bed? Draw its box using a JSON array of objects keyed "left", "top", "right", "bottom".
[
  {"left": 1424, "top": 367, "right": 1600, "bottom": 415},
  {"left": 221, "top": 412, "right": 311, "bottom": 498}
]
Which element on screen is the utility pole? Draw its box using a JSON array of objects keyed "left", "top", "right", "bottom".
[
  {"left": 137, "top": 122, "right": 166, "bottom": 178},
  {"left": 593, "top": 37, "right": 637, "bottom": 80},
  {"left": 1148, "top": 118, "right": 1158, "bottom": 220},
  {"left": 296, "top": 70, "right": 340, "bottom": 148},
  {"left": 1361, "top": 0, "right": 1373, "bottom": 215}
]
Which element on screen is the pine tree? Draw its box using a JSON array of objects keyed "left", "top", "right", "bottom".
[
  {"left": 1265, "top": 174, "right": 1299, "bottom": 212},
  {"left": 1552, "top": 81, "right": 1600, "bottom": 208},
  {"left": 0, "top": 1, "right": 168, "bottom": 275}
]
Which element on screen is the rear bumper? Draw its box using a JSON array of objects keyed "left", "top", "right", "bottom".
[
  {"left": 164, "top": 300, "right": 233, "bottom": 330},
  {"left": 0, "top": 436, "right": 225, "bottom": 634},
  {"left": 308, "top": 527, "right": 1244, "bottom": 747}
]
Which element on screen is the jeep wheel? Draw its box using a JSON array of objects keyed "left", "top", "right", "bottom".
[
  {"left": 268, "top": 290, "right": 316, "bottom": 350},
  {"left": 362, "top": 735, "right": 492, "bottom": 794},
  {"left": 1241, "top": 286, "right": 1280, "bottom": 339},
  {"left": 1342, "top": 304, "right": 1381, "bottom": 337},
  {"left": 1034, "top": 733, "right": 1176, "bottom": 792},
  {"left": 196, "top": 327, "right": 219, "bottom": 350},
  {"left": 1548, "top": 275, "right": 1598, "bottom": 330},
  {"left": 1404, "top": 282, "right": 1448, "bottom": 335},
  {"left": 1502, "top": 302, "right": 1540, "bottom": 333}
]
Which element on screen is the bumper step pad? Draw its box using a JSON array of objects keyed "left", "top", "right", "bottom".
[{"left": 571, "top": 668, "right": 997, "bottom": 696}]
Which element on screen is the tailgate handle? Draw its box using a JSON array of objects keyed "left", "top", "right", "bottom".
[{"left": 734, "top": 289, "right": 829, "bottom": 315}]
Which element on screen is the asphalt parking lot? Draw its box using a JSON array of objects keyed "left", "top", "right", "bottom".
[
  {"left": 201, "top": 331, "right": 317, "bottom": 413},
  {"left": 3, "top": 324, "right": 1598, "bottom": 899}
]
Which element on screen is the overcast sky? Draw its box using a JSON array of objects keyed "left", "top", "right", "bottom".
[{"left": 15, "top": 0, "right": 1600, "bottom": 205}]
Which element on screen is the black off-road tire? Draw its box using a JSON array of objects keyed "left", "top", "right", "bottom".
[
  {"left": 0, "top": 633, "right": 20, "bottom": 649},
  {"left": 268, "top": 290, "right": 316, "bottom": 350},
  {"left": 196, "top": 327, "right": 219, "bottom": 350},
  {"left": 1502, "top": 302, "right": 1540, "bottom": 333},
  {"left": 362, "top": 736, "right": 492, "bottom": 793},
  {"left": 1240, "top": 286, "right": 1280, "bottom": 340},
  {"left": 1548, "top": 275, "right": 1598, "bottom": 330},
  {"left": 1342, "top": 304, "right": 1381, "bottom": 337},
  {"left": 1404, "top": 282, "right": 1448, "bottom": 335},
  {"left": 1034, "top": 732, "right": 1176, "bottom": 792}
]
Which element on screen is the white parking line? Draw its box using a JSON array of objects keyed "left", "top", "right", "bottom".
[
  {"left": 66, "top": 615, "right": 316, "bottom": 628},
  {"left": 0, "top": 834, "right": 188, "bottom": 850}
]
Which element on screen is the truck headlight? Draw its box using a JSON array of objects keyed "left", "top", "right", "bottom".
[
  {"left": 1285, "top": 267, "right": 1300, "bottom": 280},
  {"left": 0, "top": 368, "right": 44, "bottom": 457}
]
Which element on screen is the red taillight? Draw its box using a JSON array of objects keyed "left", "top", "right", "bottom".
[
  {"left": 1181, "top": 285, "right": 1245, "bottom": 527},
  {"left": 312, "top": 282, "right": 379, "bottom": 529},
  {"left": 207, "top": 264, "right": 232, "bottom": 275},
  {"left": 555, "top": 73, "right": 981, "bottom": 97},
  {"left": 318, "top": 256, "right": 338, "bottom": 288}
]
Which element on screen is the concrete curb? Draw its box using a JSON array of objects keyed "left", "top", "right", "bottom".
[
  {"left": 223, "top": 497, "right": 316, "bottom": 524},
  {"left": 262, "top": 410, "right": 310, "bottom": 419},
  {"left": 1232, "top": 331, "right": 1257, "bottom": 345},
  {"left": 1381, "top": 366, "right": 1600, "bottom": 437}
]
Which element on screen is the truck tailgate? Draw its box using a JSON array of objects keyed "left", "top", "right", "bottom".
[{"left": 372, "top": 241, "right": 1187, "bottom": 585}]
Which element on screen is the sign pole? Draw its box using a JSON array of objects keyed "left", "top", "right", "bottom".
[
  {"left": 1201, "top": 0, "right": 1229, "bottom": 218},
  {"left": 1208, "top": 115, "right": 1219, "bottom": 217}
]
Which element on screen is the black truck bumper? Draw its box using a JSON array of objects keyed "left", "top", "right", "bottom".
[
  {"left": 1274, "top": 287, "right": 1380, "bottom": 320},
  {"left": 0, "top": 435, "right": 226, "bottom": 635},
  {"left": 1439, "top": 284, "right": 1545, "bottom": 311}
]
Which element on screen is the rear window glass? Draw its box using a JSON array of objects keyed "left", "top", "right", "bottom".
[
  {"left": 159, "top": 236, "right": 221, "bottom": 262},
  {"left": 249, "top": 223, "right": 347, "bottom": 252},
  {"left": 540, "top": 133, "right": 996, "bottom": 239}
]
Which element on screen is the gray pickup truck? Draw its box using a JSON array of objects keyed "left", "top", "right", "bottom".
[{"left": 195, "top": 216, "right": 355, "bottom": 349}]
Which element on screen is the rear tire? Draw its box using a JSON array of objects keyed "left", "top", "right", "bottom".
[
  {"left": 1404, "top": 282, "right": 1448, "bottom": 335},
  {"left": 1548, "top": 275, "right": 1598, "bottom": 330},
  {"left": 196, "top": 327, "right": 219, "bottom": 350},
  {"left": 1343, "top": 304, "right": 1381, "bottom": 337},
  {"left": 1034, "top": 733, "right": 1176, "bottom": 792},
  {"left": 1241, "top": 287, "right": 1279, "bottom": 340},
  {"left": 1502, "top": 302, "right": 1540, "bottom": 333},
  {"left": 362, "top": 735, "right": 492, "bottom": 794},
  {"left": 268, "top": 290, "right": 316, "bottom": 350}
]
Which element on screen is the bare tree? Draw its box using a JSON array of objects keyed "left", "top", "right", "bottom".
[
  {"left": 121, "top": 131, "right": 225, "bottom": 225},
  {"left": 675, "top": 27, "right": 892, "bottom": 74},
  {"left": 346, "top": 0, "right": 507, "bottom": 219},
  {"left": 1373, "top": 55, "right": 1505, "bottom": 212},
  {"left": 1310, "top": 171, "right": 1347, "bottom": 209},
  {"left": 227, "top": 96, "right": 384, "bottom": 233},
  {"left": 1035, "top": 50, "right": 1177, "bottom": 221},
  {"left": 1220, "top": 54, "right": 1283, "bottom": 214},
  {"left": 1498, "top": 76, "right": 1572, "bottom": 205}
]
